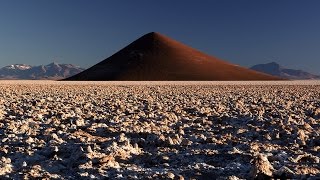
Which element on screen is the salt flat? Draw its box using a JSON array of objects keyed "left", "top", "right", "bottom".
[
  {"left": 1, "top": 80, "right": 320, "bottom": 85},
  {"left": 0, "top": 81, "right": 319, "bottom": 179}
]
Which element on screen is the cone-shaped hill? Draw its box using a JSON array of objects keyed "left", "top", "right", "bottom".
[{"left": 65, "top": 32, "right": 282, "bottom": 81}]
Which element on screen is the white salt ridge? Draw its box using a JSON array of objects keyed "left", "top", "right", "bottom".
[{"left": 0, "top": 81, "right": 319, "bottom": 179}]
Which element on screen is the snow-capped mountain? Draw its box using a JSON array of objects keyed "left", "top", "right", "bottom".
[
  {"left": 3, "top": 64, "right": 33, "bottom": 70},
  {"left": 0, "top": 62, "right": 85, "bottom": 80},
  {"left": 250, "top": 62, "right": 320, "bottom": 80}
]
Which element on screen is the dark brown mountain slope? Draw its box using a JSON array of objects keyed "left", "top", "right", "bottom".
[{"left": 65, "top": 32, "right": 282, "bottom": 81}]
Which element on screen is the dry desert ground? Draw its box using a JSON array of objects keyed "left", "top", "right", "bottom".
[{"left": 0, "top": 80, "right": 319, "bottom": 179}]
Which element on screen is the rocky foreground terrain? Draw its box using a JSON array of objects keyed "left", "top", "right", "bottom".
[{"left": 0, "top": 81, "right": 319, "bottom": 179}]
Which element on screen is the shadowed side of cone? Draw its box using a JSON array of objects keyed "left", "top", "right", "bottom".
[{"left": 64, "top": 32, "right": 283, "bottom": 81}]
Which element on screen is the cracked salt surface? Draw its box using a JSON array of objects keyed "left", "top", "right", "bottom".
[{"left": 0, "top": 80, "right": 319, "bottom": 179}]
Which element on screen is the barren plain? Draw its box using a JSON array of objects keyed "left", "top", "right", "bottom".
[{"left": 0, "top": 81, "right": 319, "bottom": 179}]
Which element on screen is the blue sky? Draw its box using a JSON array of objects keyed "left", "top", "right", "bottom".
[{"left": 0, "top": 0, "right": 319, "bottom": 74}]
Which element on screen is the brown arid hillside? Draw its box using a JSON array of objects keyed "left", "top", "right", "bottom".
[{"left": 65, "top": 32, "right": 282, "bottom": 81}]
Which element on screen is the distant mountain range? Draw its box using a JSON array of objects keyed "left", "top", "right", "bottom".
[
  {"left": 1, "top": 60, "right": 318, "bottom": 80},
  {"left": 0, "top": 62, "right": 85, "bottom": 80},
  {"left": 250, "top": 62, "right": 320, "bottom": 80}
]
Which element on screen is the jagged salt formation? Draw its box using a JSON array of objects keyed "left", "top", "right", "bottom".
[{"left": 0, "top": 81, "right": 319, "bottom": 179}]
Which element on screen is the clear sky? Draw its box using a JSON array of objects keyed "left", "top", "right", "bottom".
[{"left": 0, "top": 0, "right": 319, "bottom": 74}]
